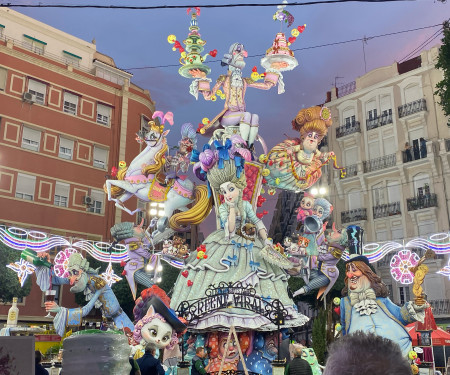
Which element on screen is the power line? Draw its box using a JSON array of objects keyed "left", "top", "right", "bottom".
[
  {"left": 398, "top": 28, "right": 443, "bottom": 63},
  {"left": 0, "top": 0, "right": 419, "bottom": 10},
  {"left": 123, "top": 23, "right": 442, "bottom": 70}
]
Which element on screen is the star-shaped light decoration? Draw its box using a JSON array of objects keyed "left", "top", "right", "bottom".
[
  {"left": 101, "top": 262, "right": 122, "bottom": 286},
  {"left": 437, "top": 259, "right": 450, "bottom": 280},
  {"left": 6, "top": 258, "right": 36, "bottom": 287}
]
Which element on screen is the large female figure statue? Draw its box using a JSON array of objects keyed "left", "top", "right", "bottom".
[
  {"left": 265, "top": 106, "right": 337, "bottom": 192},
  {"left": 169, "top": 141, "right": 307, "bottom": 331}
]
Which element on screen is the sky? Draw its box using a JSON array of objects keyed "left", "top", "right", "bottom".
[{"left": 7, "top": 0, "right": 449, "bottom": 233}]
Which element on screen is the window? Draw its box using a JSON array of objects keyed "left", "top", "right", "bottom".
[
  {"left": 372, "top": 183, "right": 385, "bottom": 206},
  {"left": 93, "top": 147, "right": 108, "bottom": 169},
  {"left": 141, "top": 115, "right": 150, "bottom": 133},
  {"left": 54, "top": 182, "right": 70, "bottom": 207},
  {"left": 418, "top": 221, "right": 435, "bottom": 236},
  {"left": 96, "top": 104, "right": 111, "bottom": 126},
  {"left": 376, "top": 229, "right": 388, "bottom": 241},
  {"left": 21, "top": 126, "right": 41, "bottom": 151},
  {"left": 88, "top": 189, "right": 104, "bottom": 214},
  {"left": 95, "top": 67, "right": 125, "bottom": 85},
  {"left": 22, "top": 34, "right": 46, "bottom": 55},
  {"left": 399, "top": 286, "right": 410, "bottom": 305},
  {"left": 63, "top": 92, "right": 79, "bottom": 115},
  {"left": 383, "top": 136, "right": 396, "bottom": 155},
  {"left": 368, "top": 141, "right": 380, "bottom": 159},
  {"left": 27, "top": 79, "right": 47, "bottom": 105},
  {"left": 387, "top": 284, "right": 393, "bottom": 297},
  {"left": 0, "top": 67, "right": 6, "bottom": 91},
  {"left": 404, "top": 83, "right": 421, "bottom": 103},
  {"left": 59, "top": 137, "right": 74, "bottom": 160},
  {"left": 348, "top": 190, "right": 362, "bottom": 211},
  {"left": 344, "top": 147, "right": 358, "bottom": 166},
  {"left": 63, "top": 50, "right": 82, "bottom": 67},
  {"left": 15, "top": 173, "right": 36, "bottom": 200},
  {"left": 413, "top": 173, "right": 430, "bottom": 196},
  {"left": 387, "top": 181, "right": 401, "bottom": 203}
]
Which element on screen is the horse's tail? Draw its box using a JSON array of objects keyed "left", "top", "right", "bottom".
[
  {"left": 103, "top": 167, "right": 127, "bottom": 199},
  {"left": 142, "top": 143, "right": 168, "bottom": 177},
  {"left": 168, "top": 185, "right": 213, "bottom": 231}
]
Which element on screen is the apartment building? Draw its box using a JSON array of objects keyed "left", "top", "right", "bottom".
[
  {"left": 323, "top": 45, "right": 449, "bottom": 318},
  {"left": 0, "top": 8, "right": 155, "bottom": 321}
]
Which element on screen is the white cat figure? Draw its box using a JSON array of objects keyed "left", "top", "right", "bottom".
[{"left": 133, "top": 305, "right": 178, "bottom": 350}]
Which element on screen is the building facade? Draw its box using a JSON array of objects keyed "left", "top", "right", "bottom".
[
  {"left": 0, "top": 8, "right": 155, "bottom": 321},
  {"left": 323, "top": 46, "right": 450, "bottom": 318}
]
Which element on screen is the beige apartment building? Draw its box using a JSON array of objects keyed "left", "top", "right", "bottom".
[{"left": 322, "top": 46, "right": 450, "bottom": 318}]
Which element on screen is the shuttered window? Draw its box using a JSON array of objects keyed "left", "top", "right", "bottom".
[
  {"left": 28, "top": 79, "right": 47, "bottom": 105},
  {"left": 97, "top": 104, "right": 111, "bottom": 126},
  {"left": 22, "top": 126, "right": 41, "bottom": 151},
  {"left": 15, "top": 173, "right": 36, "bottom": 200},
  {"left": 59, "top": 137, "right": 74, "bottom": 160},
  {"left": 63, "top": 92, "right": 78, "bottom": 115},
  {"left": 93, "top": 147, "right": 108, "bottom": 169},
  {"left": 54, "top": 182, "right": 70, "bottom": 207}
]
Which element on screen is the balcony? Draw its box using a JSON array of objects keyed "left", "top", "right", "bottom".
[
  {"left": 406, "top": 194, "right": 438, "bottom": 211},
  {"left": 429, "top": 299, "right": 450, "bottom": 316},
  {"left": 341, "top": 208, "right": 367, "bottom": 224},
  {"left": 366, "top": 112, "right": 393, "bottom": 131},
  {"left": 336, "top": 121, "right": 361, "bottom": 139},
  {"left": 340, "top": 164, "right": 358, "bottom": 179},
  {"left": 363, "top": 153, "right": 396, "bottom": 173},
  {"left": 373, "top": 201, "right": 401, "bottom": 219},
  {"left": 398, "top": 98, "right": 427, "bottom": 118},
  {"left": 402, "top": 144, "right": 429, "bottom": 163},
  {"left": 445, "top": 138, "right": 450, "bottom": 152}
]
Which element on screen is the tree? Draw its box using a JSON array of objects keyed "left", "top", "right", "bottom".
[
  {"left": 311, "top": 308, "right": 326, "bottom": 365},
  {"left": 0, "top": 242, "right": 32, "bottom": 302},
  {"left": 435, "top": 21, "right": 450, "bottom": 117}
]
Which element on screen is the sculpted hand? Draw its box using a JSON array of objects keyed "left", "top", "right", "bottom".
[
  {"left": 45, "top": 301, "right": 61, "bottom": 313},
  {"left": 269, "top": 61, "right": 289, "bottom": 70},
  {"left": 412, "top": 302, "right": 429, "bottom": 311},
  {"left": 189, "top": 69, "right": 207, "bottom": 79},
  {"left": 37, "top": 252, "right": 51, "bottom": 262}
]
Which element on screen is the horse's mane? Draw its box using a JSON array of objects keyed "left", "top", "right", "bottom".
[
  {"left": 142, "top": 142, "right": 168, "bottom": 176},
  {"left": 103, "top": 167, "right": 127, "bottom": 198}
]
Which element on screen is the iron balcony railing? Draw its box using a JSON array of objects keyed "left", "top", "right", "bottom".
[
  {"left": 373, "top": 201, "right": 401, "bottom": 219},
  {"left": 366, "top": 113, "right": 393, "bottom": 131},
  {"left": 341, "top": 208, "right": 367, "bottom": 224},
  {"left": 336, "top": 121, "right": 361, "bottom": 139},
  {"left": 398, "top": 98, "right": 427, "bottom": 118},
  {"left": 429, "top": 299, "right": 450, "bottom": 316},
  {"left": 363, "top": 153, "right": 396, "bottom": 173},
  {"left": 406, "top": 194, "right": 438, "bottom": 211},
  {"left": 340, "top": 164, "right": 358, "bottom": 179}
]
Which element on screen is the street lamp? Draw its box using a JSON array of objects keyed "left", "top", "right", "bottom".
[{"left": 310, "top": 186, "right": 328, "bottom": 196}]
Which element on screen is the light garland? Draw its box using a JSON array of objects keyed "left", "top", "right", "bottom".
[
  {"left": 389, "top": 249, "right": 420, "bottom": 285},
  {"left": 437, "top": 259, "right": 450, "bottom": 280}
]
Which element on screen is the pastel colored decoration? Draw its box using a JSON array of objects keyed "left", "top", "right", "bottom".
[
  {"left": 101, "top": 262, "right": 122, "bottom": 287},
  {"left": 390, "top": 249, "right": 420, "bottom": 284},
  {"left": 54, "top": 247, "right": 80, "bottom": 277}
]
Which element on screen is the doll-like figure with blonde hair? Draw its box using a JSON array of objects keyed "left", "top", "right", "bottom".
[
  {"left": 265, "top": 106, "right": 341, "bottom": 192},
  {"left": 169, "top": 138, "right": 308, "bottom": 331}
]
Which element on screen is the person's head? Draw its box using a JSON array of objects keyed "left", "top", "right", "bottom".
[
  {"left": 145, "top": 343, "right": 157, "bottom": 355},
  {"left": 196, "top": 346, "right": 206, "bottom": 358},
  {"left": 293, "top": 347, "right": 303, "bottom": 358},
  {"left": 342, "top": 261, "right": 388, "bottom": 297},
  {"left": 292, "top": 106, "right": 332, "bottom": 153},
  {"left": 323, "top": 331, "right": 412, "bottom": 375},
  {"left": 405, "top": 142, "right": 409, "bottom": 147},
  {"left": 35, "top": 350, "right": 43, "bottom": 364}
]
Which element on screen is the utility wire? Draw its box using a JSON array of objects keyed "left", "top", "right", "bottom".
[
  {"left": 0, "top": 0, "right": 419, "bottom": 10},
  {"left": 123, "top": 23, "right": 442, "bottom": 70},
  {"left": 398, "top": 28, "right": 443, "bottom": 63}
]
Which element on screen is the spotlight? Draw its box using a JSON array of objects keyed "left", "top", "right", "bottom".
[
  {"left": 310, "top": 188, "right": 318, "bottom": 196},
  {"left": 150, "top": 209, "right": 157, "bottom": 215},
  {"left": 146, "top": 264, "right": 154, "bottom": 271},
  {"left": 157, "top": 265, "right": 163, "bottom": 272},
  {"left": 319, "top": 187, "right": 327, "bottom": 195},
  {"left": 158, "top": 210, "right": 165, "bottom": 217},
  {"left": 156, "top": 277, "right": 162, "bottom": 283}
]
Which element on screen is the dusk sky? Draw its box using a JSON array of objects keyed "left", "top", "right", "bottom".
[{"left": 8, "top": 0, "right": 450, "bottom": 232}]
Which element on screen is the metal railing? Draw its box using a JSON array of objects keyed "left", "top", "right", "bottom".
[
  {"left": 336, "top": 121, "right": 361, "bottom": 138},
  {"left": 373, "top": 201, "right": 401, "bottom": 219},
  {"left": 340, "top": 164, "right": 358, "bottom": 179},
  {"left": 398, "top": 98, "right": 427, "bottom": 118},
  {"left": 363, "top": 153, "right": 396, "bottom": 173},
  {"left": 341, "top": 208, "right": 367, "bottom": 223},
  {"left": 366, "top": 113, "right": 393, "bottom": 131},
  {"left": 0, "top": 34, "right": 95, "bottom": 75},
  {"left": 429, "top": 299, "right": 450, "bottom": 316},
  {"left": 406, "top": 194, "right": 438, "bottom": 211},
  {"left": 337, "top": 81, "right": 356, "bottom": 98}
]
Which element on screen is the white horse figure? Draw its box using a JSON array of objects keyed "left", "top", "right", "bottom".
[{"left": 104, "top": 111, "right": 211, "bottom": 238}]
